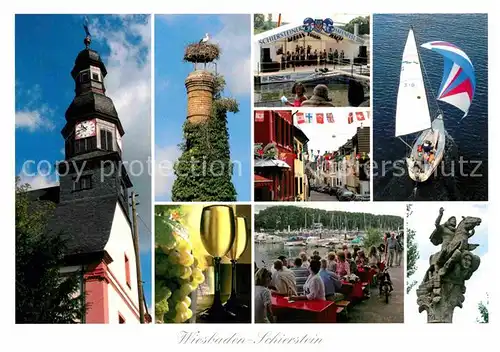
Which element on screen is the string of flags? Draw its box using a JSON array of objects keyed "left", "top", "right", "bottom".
[
  {"left": 254, "top": 109, "right": 371, "bottom": 127},
  {"left": 294, "top": 109, "right": 371, "bottom": 125}
]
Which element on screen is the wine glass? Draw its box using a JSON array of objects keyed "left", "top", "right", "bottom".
[
  {"left": 199, "top": 205, "right": 236, "bottom": 322},
  {"left": 224, "top": 216, "right": 249, "bottom": 313}
]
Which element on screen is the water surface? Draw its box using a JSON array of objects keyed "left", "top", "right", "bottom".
[{"left": 373, "top": 14, "right": 488, "bottom": 201}]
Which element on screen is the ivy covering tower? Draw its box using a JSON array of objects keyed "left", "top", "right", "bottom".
[{"left": 172, "top": 42, "right": 238, "bottom": 201}]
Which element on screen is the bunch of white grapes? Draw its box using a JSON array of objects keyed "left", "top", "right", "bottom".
[{"left": 155, "top": 215, "right": 204, "bottom": 323}]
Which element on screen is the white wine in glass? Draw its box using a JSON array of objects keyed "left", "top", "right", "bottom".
[
  {"left": 225, "top": 216, "right": 249, "bottom": 312},
  {"left": 199, "top": 205, "right": 236, "bottom": 322}
]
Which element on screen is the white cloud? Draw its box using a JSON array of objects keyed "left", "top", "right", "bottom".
[
  {"left": 154, "top": 144, "right": 182, "bottom": 200},
  {"left": 88, "top": 15, "right": 152, "bottom": 252},
  {"left": 209, "top": 15, "right": 251, "bottom": 96},
  {"left": 407, "top": 203, "right": 489, "bottom": 323},
  {"left": 18, "top": 172, "right": 59, "bottom": 190},
  {"left": 16, "top": 109, "right": 55, "bottom": 131},
  {"left": 15, "top": 84, "right": 55, "bottom": 132}
]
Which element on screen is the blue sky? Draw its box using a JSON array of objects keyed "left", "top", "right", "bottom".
[
  {"left": 15, "top": 14, "right": 152, "bottom": 308},
  {"left": 154, "top": 14, "right": 251, "bottom": 201}
]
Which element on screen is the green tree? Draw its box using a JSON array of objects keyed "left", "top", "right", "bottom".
[
  {"left": 16, "top": 178, "right": 85, "bottom": 323},
  {"left": 254, "top": 14, "right": 265, "bottom": 29},
  {"left": 343, "top": 16, "right": 370, "bottom": 35},
  {"left": 254, "top": 13, "right": 278, "bottom": 34},
  {"left": 406, "top": 204, "right": 419, "bottom": 293},
  {"left": 255, "top": 206, "right": 403, "bottom": 232},
  {"left": 477, "top": 294, "right": 489, "bottom": 323},
  {"left": 363, "top": 228, "right": 383, "bottom": 251},
  {"left": 172, "top": 73, "right": 238, "bottom": 201}
]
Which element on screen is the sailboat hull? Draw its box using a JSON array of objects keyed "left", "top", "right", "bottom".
[{"left": 406, "top": 115, "right": 446, "bottom": 182}]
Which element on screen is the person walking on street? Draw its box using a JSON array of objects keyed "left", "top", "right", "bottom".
[
  {"left": 395, "top": 233, "right": 404, "bottom": 267},
  {"left": 387, "top": 232, "right": 397, "bottom": 267}
]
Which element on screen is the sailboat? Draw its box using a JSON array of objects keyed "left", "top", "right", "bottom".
[{"left": 395, "top": 27, "right": 476, "bottom": 182}]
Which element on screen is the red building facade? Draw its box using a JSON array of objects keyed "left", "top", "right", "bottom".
[{"left": 254, "top": 110, "right": 295, "bottom": 201}]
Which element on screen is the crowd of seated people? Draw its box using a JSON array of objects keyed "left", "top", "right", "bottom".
[{"left": 254, "top": 247, "right": 396, "bottom": 322}]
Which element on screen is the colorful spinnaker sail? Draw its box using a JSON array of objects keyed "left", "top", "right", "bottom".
[{"left": 421, "top": 41, "right": 475, "bottom": 119}]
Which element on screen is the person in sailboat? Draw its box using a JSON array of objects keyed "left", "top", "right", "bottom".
[
  {"left": 413, "top": 150, "right": 425, "bottom": 173},
  {"left": 428, "top": 150, "right": 436, "bottom": 164},
  {"left": 423, "top": 140, "right": 433, "bottom": 154}
]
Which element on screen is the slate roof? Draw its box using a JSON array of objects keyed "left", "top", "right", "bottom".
[
  {"left": 47, "top": 194, "right": 118, "bottom": 258},
  {"left": 26, "top": 186, "right": 60, "bottom": 202},
  {"left": 71, "top": 49, "right": 107, "bottom": 78},
  {"left": 65, "top": 91, "right": 118, "bottom": 121}
]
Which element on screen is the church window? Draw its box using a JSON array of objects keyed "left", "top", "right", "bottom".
[
  {"left": 73, "top": 175, "right": 92, "bottom": 191},
  {"left": 79, "top": 70, "right": 90, "bottom": 83},
  {"left": 90, "top": 66, "right": 102, "bottom": 82},
  {"left": 65, "top": 136, "right": 74, "bottom": 156},
  {"left": 74, "top": 136, "right": 97, "bottom": 155},
  {"left": 100, "top": 128, "right": 114, "bottom": 151},
  {"left": 125, "top": 254, "right": 131, "bottom": 288}
]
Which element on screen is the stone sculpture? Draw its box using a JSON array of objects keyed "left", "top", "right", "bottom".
[{"left": 416, "top": 207, "right": 481, "bottom": 323}]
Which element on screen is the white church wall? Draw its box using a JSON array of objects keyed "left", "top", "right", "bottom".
[{"left": 104, "top": 203, "right": 140, "bottom": 323}]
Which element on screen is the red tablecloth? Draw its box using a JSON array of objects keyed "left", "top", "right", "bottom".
[
  {"left": 271, "top": 294, "right": 337, "bottom": 322},
  {"left": 341, "top": 281, "right": 364, "bottom": 300}
]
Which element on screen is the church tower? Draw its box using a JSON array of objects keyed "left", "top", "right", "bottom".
[
  {"left": 49, "top": 31, "right": 142, "bottom": 323},
  {"left": 58, "top": 34, "right": 132, "bottom": 212}
]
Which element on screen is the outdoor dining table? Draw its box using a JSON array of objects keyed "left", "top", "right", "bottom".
[
  {"left": 341, "top": 280, "right": 364, "bottom": 300},
  {"left": 271, "top": 293, "right": 337, "bottom": 323},
  {"left": 357, "top": 266, "right": 377, "bottom": 285}
]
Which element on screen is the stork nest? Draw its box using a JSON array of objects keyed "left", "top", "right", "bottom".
[{"left": 183, "top": 42, "right": 221, "bottom": 63}]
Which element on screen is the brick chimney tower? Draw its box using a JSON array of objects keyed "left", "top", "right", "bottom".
[{"left": 185, "top": 70, "right": 215, "bottom": 124}]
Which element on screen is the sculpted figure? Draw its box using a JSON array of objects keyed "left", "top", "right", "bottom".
[
  {"left": 416, "top": 207, "right": 482, "bottom": 323},
  {"left": 420, "top": 207, "right": 456, "bottom": 287}
]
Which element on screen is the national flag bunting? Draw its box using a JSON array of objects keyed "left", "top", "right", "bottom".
[
  {"left": 296, "top": 112, "right": 305, "bottom": 124},
  {"left": 255, "top": 111, "right": 264, "bottom": 122}
]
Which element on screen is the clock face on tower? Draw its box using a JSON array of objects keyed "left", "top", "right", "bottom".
[{"left": 75, "top": 119, "right": 96, "bottom": 140}]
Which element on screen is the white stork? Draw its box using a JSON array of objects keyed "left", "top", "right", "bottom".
[
  {"left": 196, "top": 33, "right": 211, "bottom": 70},
  {"left": 199, "top": 33, "right": 210, "bottom": 44}
]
